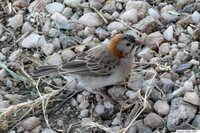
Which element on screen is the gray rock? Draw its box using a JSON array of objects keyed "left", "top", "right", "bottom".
[
  {"left": 21, "top": 33, "right": 41, "bottom": 48},
  {"left": 0, "top": 69, "right": 7, "bottom": 78},
  {"left": 21, "top": 22, "right": 34, "bottom": 34},
  {"left": 0, "top": 100, "right": 10, "bottom": 109},
  {"left": 159, "top": 43, "right": 170, "bottom": 54},
  {"left": 167, "top": 97, "right": 197, "bottom": 131},
  {"left": 183, "top": 91, "right": 200, "bottom": 106},
  {"left": 154, "top": 100, "right": 170, "bottom": 116},
  {"left": 95, "top": 103, "right": 105, "bottom": 115},
  {"left": 163, "top": 25, "right": 173, "bottom": 41},
  {"left": 137, "top": 47, "right": 154, "bottom": 61},
  {"left": 80, "top": 109, "right": 89, "bottom": 117},
  {"left": 21, "top": 117, "right": 41, "bottom": 131},
  {"left": 46, "top": 53, "right": 62, "bottom": 65},
  {"left": 145, "top": 31, "right": 164, "bottom": 49},
  {"left": 42, "top": 19, "right": 51, "bottom": 33},
  {"left": 178, "top": 33, "right": 191, "bottom": 44},
  {"left": 0, "top": 52, "right": 6, "bottom": 61},
  {"left": 175, "top": 63, "right": 192, "bottom": 74},
  {"left": 42, "top": 128, "right": 57, "bottom": 133},
  {"left": 96, "top": 27, "right": 109, "bottom": 40},
  {"left": 8, "top": 49, "right": 22, "bottom": 62},
  {"left": 144, "top": 113, "right": 164, "bottom": 128},
  {"left": 7, "top": 14, "right": 23, "bottom": 29},
  {"left": 187, "top": 26, "right": 194, "bottom": 34},
  {"left": 41, "top": 43, "right": 55, "bottom": 56},
  {"left": 192, "top": 115, "right": 200, "bottom": 129},
  {"left": 148, "top": 8, "right": 160, "bottom": 18},
  {"left": 128, "top": 72, "right": 144, "bottom": 91},
  {"left": 79, "top": 100, "right": 90, "bottom": 109},
  {"left": 108, "top": 86, "right": 127, "bottom": 101},
  {"left": 161, "top": 5, "right": 179, "bottom": 22},
  {"left": 45, "top": 2, "right": 64, "bottom": 14},
  {"left": 102, "top": 1, "right": 116, "bottom": 14},
  {"left": 136, "top": 121, "right": 152, "bottom": 133},
  {"left": 52, "top": 38, "right": 61, "bottom": 49},
  {"left": 79, "top": 13, "right": 103, "bottom": 27},
  {"left": 0, "top": 23, "right": 3, "bottom": 36},
  {"left": 119, "top": 9, "right": 138, "bottom": 23},
  {"left": 125, "top": 1, "right": 150, "bottom": 19},
  {"left": 189, "top": 59, "right": 199, "bottom": 65},
  {"left": 59, "top": 34, "right": 78, "bottom": 48},
  {"left": 134, "top": 16, "right": 162, "bottom": 34},
  {"left": 51, "top": 13, "right": 69, "bottom": 29},
  {"left": 177, "top": 0, "right": 194, "bottom": 9},
  {"left": 112, "top": 113, "right": 121, "bottom": 126},
  {"left": 89, "top": 0, "right": 102, "bottom": 10},
  {"left": 127, "top": 125, "right": 137, "bottom": 133},
  {"left": 190, "top": 41, "right": 199, "bottom": 52},
  {"left": 61, "top": 49, "right": 76, "bottom": 60},
  {"left": 74, "top": 45, "right": 86, "bottom": 53},
  {"left": 62, "top": 7, "right": 73, "bottom": 19},
  {"left": 107, "top": 21, "right": 127, "bottom": 31},
  {"left": 64, "top": 0, "right": 82, "bottom": 8},
  {"left": 126, "top": 90, "right": 137, "bottom": 99},
  {"left": 191, "top": 11, "right": 200, "bottom": 23}
]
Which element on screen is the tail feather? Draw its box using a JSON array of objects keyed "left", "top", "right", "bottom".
[{"left": 32, "top": 65, "right": 58, "bottom": 77}]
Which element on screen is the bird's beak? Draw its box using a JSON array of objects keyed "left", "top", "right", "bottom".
[{"left": 135, "top": 40, "right": 143, "bottom": 46}]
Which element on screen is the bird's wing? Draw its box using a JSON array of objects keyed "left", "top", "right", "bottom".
[{"left": 59, "top": 45, "right": 120, "bottom": 76}]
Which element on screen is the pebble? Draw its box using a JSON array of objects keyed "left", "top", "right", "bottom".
[
  {"left": 175, "top": 63, "right": 192, "bottom": 74},
  {"left": 189, "top": 59, "right": 199, "bottom": 65},
  {"left": 41, "top": 43, "right": 55, "bottom": 56},
  {"left": 134, "top": 16, "right": 162, "bottom": 34},
  {"left": 59, "top": 34, "right": 78, "bottom": 48},
  {"left": 71, "top": 98, "right": 78, "bottom": 107},
  {"left": 42, "top": 128, "right": 57, "bottom": 133},
  {"left": 102, "top": 1, "right": 116, "bottom": 14},
  {"left": 62, "top": 7, "right": 73, "bottom": 19},
  {"left": 107, "top": 21, "right": 127, "bottom": 31},
  {"left": 89, "top": 0, "right": 102, "bottom": 10},
  {"left": 103, "top": 101, "right": 114, "bottom": 109},
  {"left": 167, "top": 97, "right": 197, "bottom": 131},
  {"left": 145, "top": 31, "right": 164, "bottom": 49},
  {"left": 8, "top": 49, "right": 22, "bottom": 62},
  {"left": 42, "top": 19, "right": 51, "bottom": 33},
  {"left": 154, "top": 100, "right": 170, "bottom": 116},
  {"left": 12, "top": 0, "right": 29, "bottom": 8},
  {"left": 76, "top": 94, "right": 84, "bottom": 103},
  {"left": 45, "top": 2, "right": 64, "bottom": 14},
  {"left": 163, "top": 25, "right": 173, "bottom": 41},
  {"left": 84, "top": 27, "right": 95, "bottom": 36},
  {"left": 0, "top": 100, "right": 10, "bottom": 109},
  {"left": 144, "top": 113, "right": 164, "bottom": 128},
  {"left": 192, "top": 115, "right": 200, "bottom": 129},
  {"left": 74, "top": 45, "right": 86, "bottom": 53},
  {"left": 178, "top": 33, "right": 190, "bottom": 44},
  {"left": 177, "top": 43, "right": 187, "bottom": 48},
  {"left": 0, "top": 23, "right": 3, "bottom": 36},
  {"left": 48, "top": 28, "right": 59, "bottom": 37},
  {"left": 79, "top": 13, "right": 103, "bottom": 27},
  {"left": 21, "top": 117, "right": 41, "bottom": 131},
  {"left": 160, "top": 5, "right": 179, "bottom": 22},
  {"left": 46, "top": 53, "right": 62, "bottom": 65},
  {"left": 0, "top": 52, "right": 6, "bottom": 61},
  {"left": 21, "top": 22, "right": 35, "bottom": 34},
  {"left": 125, "top": 1, "right": 150, "bottom": 19},
  {"left": 148, "top": 8, "right": 160, "bottom": 18},
  {"left": 96, "top": 27, "right": 109, "bottom": 40},
  {"left": 191, "top": 11, "right": 200, "bottom": 23},
  {"left": 127, "top": 125, "right": 137, "bottom": 133},
  {"left": 125, "top": 90, "right": 137, "bottom": 99},
  {"left": 159, "top": 43, "right": 170, "bottom": 54},
  {"left": 119, "top": 9, "right": 138, "bottom": 23},
  {"left": 52, "top": 38, "right": 61, "bottom": 49},
  {"left": 108, "top": 86, "right": 127, "bottom": 101},
  {"left": 0, "top": 69, "right": 7, "bottom": 78},
  {"left": 95, "top": 103, "right": 105, "bottom": 115},
  {"left": 7, "top": 14, "right": 23, "bottom": 29},
  {"left": 64, "top": 0, "right": 81, "bottom": 8},
  {"left": 137, "top": 47, "right": 154, "bottom": 61},
  {"left": 79, "top": 100, "right": 90, "bottom": 109},
  {"left": 61, "top": 49, "right": 76, "bottom": 60},
  {"left": 51, "top": 13, "right": 69, "bottom": 29},
  {"left": 112, "top": 114, "right": 121, "bottom": 126},
  {"left": 183, "top": 91, "right": 200, "bottom": 106},
  {"left": 190, "top": 41, "right": 199, "bottom": 52},
  {"left": 21, "top": 33, "right": 41, "bottom": 48},
  {"left": 187, "top": 26, "right": 194, "bottom": 34},
  {"left": 80, "top": 109, "right": 89, "bottom": 117}
]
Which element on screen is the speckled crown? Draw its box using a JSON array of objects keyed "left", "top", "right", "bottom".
[{"left": 123, "top": 34, "right": 136, "bottom": 42}]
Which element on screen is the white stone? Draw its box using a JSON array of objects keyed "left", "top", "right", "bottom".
[
  {"left": 137, "top": 47, "right": 154, "bottom": 61},
  {"left": 187, "top": 26, "right": 194, "bottom": 35},
  {"left": 0, "top": 52, "right": 6, "bottom": 61},
  {"left": 7, "top": 14, "right": 23, "bottom": 29},
  {"left": 64, "top": 0, "right": 82, "bottom": 8},
  {"left": 190, "top": 42, "right": 199, "bottom": 52},
  {"left": 148, "top": 8, "right": 160, "bottom": 18},
  {"left": 79, "top": 13, "right": 103, "bottom": 27},
  {"left": 79, "top": 100, "right": 90, "bottom": 109},
  {"left": 119, "top": 9, "right": 138, "bottom": 23},
  {"left": 41, "top": 43, "right": 55, "bottom": 56},
  {"left": 161, "top": 5, "right": 178, "bottom": 22},
  {"left": 183, "top": 81, "right": 193, "bottom": 90},
  {"left": 51, "top": 13, "right": 68, "bottom": 29},
  {"left": 0, "top": 23, "right": 3, "bottom": 36},
  {"left": 192, "top": 11, "right": 200, "bottom": 23},
  {"left": 163, "top": 26, "right": 173, "bottom": 41},
  {"left": 95, "top": 104, "right": 105, "bottom": 114},
  {"left": 62, "top": 7, "right": 73, "bottom": 19},
  {"left": 126, "top": 90, "right": 137, "bottom": 99},
  {"left": 8, "top": 49, "right": 22, "bottom": 62},
  {"left": 184, "top": 92, "right": 200, "bottom": 106},
  {"left": 21, "top": 33, "right": 41, "bottom": 48},
  {"left": 154, "top": 100, "right": 170, "bottom": 116},
  {"left": 0, "top": 69, "right": 7, "bottom": 78},
  {"left": 45, "top": 2, "right": 64, "bottom": 14},
  {"left": 190, "top": 59, "right": 199, "bottom": 65},
  {"left": 21, "top": 22, "right": 35, "bottom": 34},
  {"left": 80, "top": 109, "right": 89, "bottom": 117},
  {"left": 107, "top": 21, "right": 127, "bottom": 31},
  {"left": 46, "top": 53, "right": 62, "bottom": 66},
  {"left": 61, "top": 49, "right": 76, "bottom": 60}
]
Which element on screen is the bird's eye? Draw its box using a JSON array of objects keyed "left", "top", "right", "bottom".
[{"left": 126, "top": 43, "right": 131, "bottom": 46}]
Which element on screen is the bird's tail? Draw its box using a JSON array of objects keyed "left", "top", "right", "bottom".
[{"left": 32, "top": 65, "right": 58, "bottom": 77}]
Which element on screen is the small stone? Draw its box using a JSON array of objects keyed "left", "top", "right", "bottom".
[
  {"left": 84, "top": 27, "right": 95, "bottom": 36},
  {"left": 41, "top": 43, "right": 55, "bottom": 56},
  {"left": 89, "top": 0, "right": 102, "bottom": 10},
  {"left": 112, "top": 114, "right": 121, "bottom": 126},
  {"left": 191, "top": 11, "right": 200, "bottom": 23},
  {"left": 42, "top": 128, "right": 57, "bottom": 133},
  {"left": 64, "top": 0, "right": 81, "bottom": 8},
  {"left": 103, "top": 101, "right": 114, "bottom": 109},
  {"left": 145, "top": 31, "right": 164, "bottom": 49},
  {"left": 21, "top": 33, "right": 41, "bottom": 48},
  {"left": 144, "top": 113, "right": 164, "bottom": 128},
  {"left": 126, "top": 90, "right": 137, "bottom": 99},
  {"left": 190, "top": 41, "right": 199, "bottom": 52},
  {"left": 127, "top": 125, "right": 137, "bottom": 133},
  {"left": 163, "top": 26, "right": 173, "bottom": 41},
  {"left": 159, "top": 43, "right": 170, "bottom": 54},
  {"left": 175, "top": 63, "right": 192, "bottom": 74},
  {"left": 187, "top": 26, "right": 194, "bottom": 35},
  {"left": 0, "top": 69, "right": 7, "bottom": 78},
  {"left": 189, "top": 59, "right": 199, "bottom": 65},
  {"left": 102, "top": 1, "right": 116, "bottom": 14},
  {"left": 107, "top": 21, "right": 127, "bottom": 31},
  {"left": 134, "top": 16, "right": 162, "bottom": 34},
  {"left": 17, "top": 126, "right": 24, "bottom": 133},
  {"left": 79, "top": 13, "right": 103, "bottom": 27},
  {"left": 183, "top": 91, "right": 200, "bottom": 106},
  {"left": 7, "top": 14, "right": 23, "bottom": 29},
  {"left": 96, "top": 27, "right": 109, "bottom": 40},
  {"left": 148, "top": 8, "right": 160, "bottom": 18},
  {"left": 52, "top": 38, "right": 60, "bottom": 49},
  {"left": 12, "top": 0, "right": 29, "bottom": 8},
  {"left": 21, "top": 117, "right": 40, "bottom": 131},
  {"left": 21, "top": 22, "right": 34, "bottom": 34},
  {"left": 177, "top": 43, "right": 187, "bottom": 48},
  {"left": 111, "top": 126, "right": 120, "bottom": 132},
  {"left": 95, "top": 104, "right": 105, "bottom": 115},
  {"left": 45, "top": 2, "right": 64, "bottom": 14},
  {"left": 177, "top": 0, "right": 194, "bottom": 9},
  {"left": 137, "top": 47, "right": 154, "bottom": 61},
  {"left": 42, "top": 19, "right": 51, "bottom": 33},
  {"left": 178, "top": 33, "right": 191, "bottom": 44},
  {"left": 61, "top": 49, "right": 76, "bottom": 60},
  {"left": 0, "top": 23, "right": 3, "bottom": 36},
  {"left": 62, "top": 7, "right": 73, "bottom": 19},
  {"left": 46, "top": 53, "right": 62, "bottom": 65},
  {"left": 0, "top": 100, "right": 10, "bottom": 109},
  {"left": 154, "top": 100, "right": 170, "bottom": 116},
  {"left": 76, "top": 94, "right": 84, "bottom": 103},
  {"left": 80, "top": 109, "right": 89, "bottom": 117},
  {"left": 59, "top": 34, "right": 78, "bottom": 48},
  {"left": 74, "top": 45, "right": 86, "bottom": 53},
  {"left": 119, "top": 9, "right": 138, "bottom": 23},
  {"left": 71, "top": 98, "right": 78, "bottom": 106},
  {"left": 108, "top": 86, "right": 127, "bottom": 101},
  {"left": 192, "top": 115, "right": 200, "bottom": 129},
  {"left": 8, "top": 49, "right": 22, "bottom": 62},
  {"left": 161, "top": 5, "right": 179, "bottom": 22},
  {"left": 51, "top": 13, "right": 68, "bottom": 29},
  {"left": 48, "top": 28, "right": 59, "bottom": 37},
  {"left": 0, "top": 52, "right": 6, "bottom": 61},
  {"left": 79, "top": 100, "right": 89, "bottom": 109}
]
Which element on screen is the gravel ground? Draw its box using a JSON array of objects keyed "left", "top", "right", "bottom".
[{"left": 0, "top": 0, "right": 200, "bottom": 133}]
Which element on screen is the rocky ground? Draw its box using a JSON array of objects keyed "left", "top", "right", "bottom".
[{"left": 0, "top": 0, "right": 200, "bottom": 133}]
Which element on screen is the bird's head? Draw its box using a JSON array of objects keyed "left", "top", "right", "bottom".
[{"left": 107, "top": 34, "right": 143, "bottom": 58}]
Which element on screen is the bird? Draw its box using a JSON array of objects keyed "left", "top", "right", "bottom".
[{"left": 33, "top": 34, "right": 143, "bottom": 99}]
